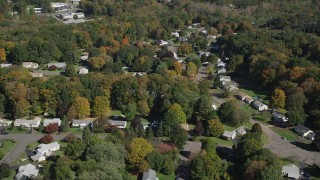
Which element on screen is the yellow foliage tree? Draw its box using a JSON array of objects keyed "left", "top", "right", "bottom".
[
  {"left": 186, "top": 62, "right": 197, "bottom": 79},
  {"left": 92, "top": 96, "right": 110, "bottom": 117},
  {"left": 68, "top": 97, "right": 90, "bottom": 119},
  {"left": 90, "top": 57, "right": 106, "bottom": 70},
  {"left": 0, "top": 48, "right": 6, "bottom": 62},
  {"left": 127, "top": 138, "right": 153, "bottom": 166},
  {"left": 271, "top": 88, "right": 286, "bottom": 109}
]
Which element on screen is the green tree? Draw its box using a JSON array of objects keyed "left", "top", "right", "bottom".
[
  {"left": 60, "top": 116, "right": 70, "bottom": 132},
  {"left": 207, "top": 119, "right": 224, "bottom": 137},
  {"left": 251, "top": 123, "right": 262, "bottom": 134},
  {"left": 202, "top": 138, "right": 217, "bottom": 155},
  {"left": 162, "top": 158, "right": 174, "bottom": 175},
  {"left": 54, "top": 158, "right": 75, "bottom": 180},
  {"left": 92, "top": 96, "right": 110, "bottom": 117},
  {"left": 191, "top": 152, "right": 224, "bottom": 180},
  {"left": 186, "top": 62, "right": 197, "bottom": 78},
  {"left": 286, "top": 110, "right": 306, "bottom": 126},
  {"left": 147, "top": 151, "right": 164, "bottom": 171},
  {"left": 123, "top": 102, "right": 137, "bottom": 121},
  {"left": 65, "top": 64, "right": 77, "bottom": 77},
  {"left": 64, "top": 139, "right": 86, "bottom": 160},
  {"left": 168, "top": 123, "right": 187, "bottom": 149},
  {"left": 218, "top": 100, "right": 250, "bottom": 126},
  {"left": 0, "top": 163, "right": 11, "bottom": 178},
  {"left": 82, "top": 126, "right": 92, "bottom": 145}
]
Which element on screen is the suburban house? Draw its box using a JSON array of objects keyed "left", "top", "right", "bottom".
[
  {"left": 219, "top": 75, "right": 231, "bottom": 84},
  {"left": 109, "top": 120, "right": 127, "bottom": 129},
  {"left": 236, "top": 126, "right": 247, "bottom": 136},
  {"left": 48, "top": 62, "right": 66, "bottom": 69},
  {"left": 252, "top": 101, "right": 268, "bottom": 111},
  {"left": 79, "top": 67, "right": 89, "bottom": 74},
  {"left": 142, "top": 169, "right": 159, "bottom": 180},
  {"left": 217, "top": 61, "right": 226, "bottom": 68},
  {"left": 295, "top": 124, "right": 316, "bottom": 141},
  {"left": 156, "top": 40, "right": 169, "bottom": 46},
  {"left": 59, "top": 12, "right": 85, "bottom": 20},
  {"left": 30, "top": 153, "right": 46, "bottom": 162},
  {"left": 15, "top": 163, "right": 39, "bottom": 180},
  {"left": 30, "top": 72, "right": 43, "bottom": 78},
  {"left": 223, "top": 82, "right": 238, "bottom": 92},
  {"left": 272, "top": 112, "right": 288, "bottom": 123},
  {"left": 222, "top": 130, "right": 236, "bottom": 140},
  {"left": 72, "top": 119, "right": 94, "bottom": 129},
  {"left": 43, "top": 118, "right": 61, "bottom": 127},
  {"left": 0, "top": 63, "right": 12, "bottom": 68},
  {"left": 244, "top": 96, "right": 254, "bottom": 104},
  {"left": 212, "top": 103, "right": 217, "bottom": 110},
  {"left": 51, "top": 2, "right": 70, "bottom": 11},
  {"left": 37, "top": 142, "right": 60, "bottom": 155},
  {"left": 282, "top": 164, "right": 300, "bottom": 179},
  {"left": 71, "top": 0, "right": 81, "bottom": 4},
  {"left": 14, "top": 117, "right": 41, "bottom": 128},
  {"left": 199, "top": 51, "right": 210, "bottom": 57},
  {"left": 22, "top": 62, "right": 39, "bottom": 69},
  {"left": 236, "top": 92, "right": 248, "bottom": 101},
  {"left": 171, "top": 32, "right": 179, "bottom": 37},
  {"left": 217, "top": 68, "right": 226, "bottom": 74},
  {"left": 81, "top": 52, "right": 89, "bottom": 60},
  {"left": 0, "top": 119, "right": 12, "bottom": 127}
]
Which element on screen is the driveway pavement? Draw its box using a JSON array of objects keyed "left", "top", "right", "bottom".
[
  {"left": 0, "top": 133, "right": 80, "bottom": 165},
  {"left": 251, "top": 119, "right": 320, "bottom": 166}
]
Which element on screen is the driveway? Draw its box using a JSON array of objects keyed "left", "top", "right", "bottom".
[
  {"left": 0, "top": 133, "right": 80, "bottom": 165},
  {"left": 251, "top": 119, "right": 320, "bottom": 166}
]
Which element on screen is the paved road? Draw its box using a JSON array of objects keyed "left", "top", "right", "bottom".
[
  {"left": 0, "top": 133, "right": 79, "bottom": 165},
  {"left": 251, "top": 119, "right": 320, "bottom": 166}
]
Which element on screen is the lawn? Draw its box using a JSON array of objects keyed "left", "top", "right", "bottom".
[
  {"left": 5, "top": 127, "right": 29, "bottom": 134},
  {"left": 128, "top": 173, "right": 175, "bottom": 180},
  {"left": 69, "top": 128, "right": 82, "bottom": 134},
  {"left": 270, "top": 127, "right": 298, "bottom": 142},
  {"left": 108, "top": 110, "right": 122, "bottom": 116},
  {"left": 195, "top": 136, "right": 234, "bottom": 147},
  {"left": 0, "top": 139, "right": 16, "bottom": 160}
]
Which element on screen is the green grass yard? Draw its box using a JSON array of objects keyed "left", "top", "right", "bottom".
[
  {"left": 270, "top": 127, "right": 298, "bottom": 142},
  {"left": 128, "top": 173, "right": 175, "bottom": 180},
  {"left": 0, "top": 139, "right": 16, "bottom": 160},
  {"left": 195, "top": 136, "right": 234, "bottom": 147}
]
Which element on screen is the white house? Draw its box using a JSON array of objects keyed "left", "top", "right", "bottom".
[
  {"left": 43, "top": 118, "right": 61, "bottom": 127},
  {"left": 30, "top": 72, "right": 43, "bottom": 78},
  {"left": 59, "top": 12, "right": 85, "bottom": 20},
  {"left": 142, "top": 169, "right": 159, "bottom": 180},
  {"left": 217, "top": 61, "right": 226, "bottom": 68},
  {"left": 72, "top": 119, "right": 94, "bottom": 129},
  {"left": 295, "top": 124, "right": 316, "bottom": 141},
  {"left": 222, "top": 130, "right": 236, "bottom": 140},
  {"left": 236, "top": 126, "right": 247, "bottom": 136},
  {"left": 37, "top": 142, "right": 60, "bottom": 155},
  {"left": 156, "top": 40, "right": 169, "bottom": 46},
  {"left": 79, "top": 67, "right": 89, "bottom": 75},
  {"left": 171, "top": 32, "right": 179, "bottom": 37},
  {"left": 272, "top": 112, "right": 288, "bottom": 123},
  {"left": 282, "top": 164, "right": 300, "bottom": 179},
  {"left": 109, "top": 120, "right": 127, "bottom": 129},
  {"left": 15, "top": 164, "right": 39, "bottom": 180},
  {"left": 51, "top": 2, "right": 70, "bottom": 11},
  {"left": 212, "top": 103, "right": 217, "bottom": 110},
  {"left": 219, "top": 75, "right": 231, "bottom": 83},
  {"left": 217, "top": 68, "right": 226, "bottom": 74},
  {"left": 0, "top": 119, "right": 12, "bottom": 127},
  {"left": 71, "top": 0, "right": 81, "bottom": 4},
  {"left": 224, "top": 82, "right": 238, "bottom": 92},
  {"left": 81, "top": 52, "right": 89, "bottom": 60},
  {"left": 0, "top": 63, "right": 12, "bottom": 68},
  {"left": 252, "top": 101, "right": 268, "bottom": 111},
  {"left": 199, "top": 51, "right": 210, "bottom": 57},
  {"left": 48, "top": 62, "right": 66, "bottom": 69},
  {"left": 30, "top": 153, "right": 46, "bottom": 162},
  {"left": 22, "top": 62, "right": 39, "bottom": 69},
  {"left": 14, "top": 117, "right": 41, "bottom": 128}
]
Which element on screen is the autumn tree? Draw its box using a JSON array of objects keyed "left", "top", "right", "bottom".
[
  {"left": 45, "top": 123, "right": 59, "bottom": 134},
  {"left": 0, "top": 48, "right": 6, "bottom": 62},
  {"left": 163, "top": 103, "right": 187, "bottom": 137},
  {"left": 186, "top": 62, "right": 197, "bottom": 79},
  {"left": 207, "top": 119, "right": 224, "bottom": 137},
  {"left": 127, "top": 138, "right": 153, "bottom": 172},
  {"left": 89, "top": 56, "right": 106, "bottom": 70},
  {"left": 271, "top": 88, "right": 286, "bottom": 109},
  {"left": 218, "top": 100, "right": 250, "bottom": 126},
  {"left": 68, "top": 97, "right": 90, "bottom": 119},
  {"left": 92, "top": 96, "right": 110, "bottom": 117},
  {"left": 40, "top": 134, "right": 53, "bottom": 144},
  {"left": 178, "top": 43, "right": 192, "bottom": 56}
]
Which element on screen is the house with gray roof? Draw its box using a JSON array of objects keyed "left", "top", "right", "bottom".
[
  {"left": 222, "top": 130, "right": 236, "bottom": 140},
  {"left": 272, "top": 112, "right": 288, "bottom": 123},
  {"left": 43, "top": 118, "right": 61, "bottom": 127},
  {"left": 252, "top": 101, "right": 268, "bottom": 111},
  {"left": 282, "top": 164, "right": 300, "bottom": 179},
  {"left": 16, "top": 163, "right": 39, "bottom": 180},
  {"left": 295, "top": 124, "right": 316, "bottom": 141},
  {"left": 72, "top": 119, "right": 94, "bottom": 129},
  {"left": 109, "top": 120, "right": 127, "bottom": 129},
  {"left": 48, "top": 62, "right": 66, "bottom": 69},
  {"left": 142, "top": 169, "right": 158, "bottom": 180},
  {"left": 14, "top": 117, "right": 41, "bottom": 128}
]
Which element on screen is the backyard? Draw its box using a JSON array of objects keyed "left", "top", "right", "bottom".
[{"left": 0, "top": 139, "right": 16, "bottom": 160}]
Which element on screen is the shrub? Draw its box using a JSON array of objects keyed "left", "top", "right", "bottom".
[
  {"left": 162, "top": 158, "right": 174, "bottom": 175},
  {"left": 0, "top": 163, "right": 11, "bottom": 178},
  {"left": 64, "top": 133, "right": 76, "bottom": 143},
  {"left": 40, "top": 134, "right": 53, "bottom": 144},
  {"left": 45, "top": 123, "right": 59, "bottom": 134},
  {"left": 49, "top": 65, "right": 57, "bottom": 71}
]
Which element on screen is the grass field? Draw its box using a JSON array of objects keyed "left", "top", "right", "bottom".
[
  {"left": 270, "top": 127, "right": 298, "bottom": 142},
  {"left": 128, "top": 173, "right": 175, "bottom": 180},
  {"left": 5, "top": 127, "right": 29, "bottom": 134},
  {"left": 195, "top": 136, "right": 234, "bottom": 147},
  {"left": 0, "top": 139, "right": 16, "bottom": 160}
]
